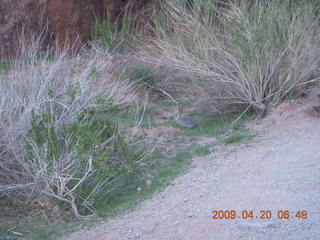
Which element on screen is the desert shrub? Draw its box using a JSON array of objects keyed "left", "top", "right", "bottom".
[
  {"left": 153, "top": 0, "right": 320, "bottom": 114},
  {"left": 91, "top": 11, "right": 142, "bottom": 53},
  {"left": 25, "top": 109, "right": 144, "bottom": 217},
  {"left": 0, "top": 39, "right": 147, "bottom": 218}
]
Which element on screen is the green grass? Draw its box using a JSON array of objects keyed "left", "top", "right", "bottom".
[
  {"left": 0, "top": 198, "right": 94, "bottom": 240},
  {"left": 0, "top": 53, "right": 55, "bottom": 74},
  {"left": 91, "top": 12, "right": 141, "bottom": 53},
  {"left": 194, "top": 145, "right": 212, "bottom": 157},
  {"left": 0, "top": 149, "right": 193, "bottom": 240},
  {"left": 0, "top": 217, "right": 91, "bottom": 240},
  {"left": 93, "top": 150, "right": 193, "bottom": 216},
  {"left": 223, "top": 132, "right": 253, "bottom": 144},
  {"left": 0, "top": 60, "right": 14, "bottom": 72},
  {"left": 127, "top": 64, "right": 156, "bottom": 88},
  {"left": 163, "top": 111, "right": 252, "bottom": 137}
]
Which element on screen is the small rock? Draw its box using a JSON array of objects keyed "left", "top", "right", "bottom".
[
  {"left": 310, "top": 105, "right": 320, "bottom": 117},
  {"left": 137, "top": 187, "right": 142, "bottom": 192},
  {"left": 297, "top": 92, "right": 307, "bottom": 98},
  {"left": 312, "top": 105, "right": 320, "bottom": 113},
  {"left": 187, "top": 213, "right": 194, "bottom": 218}
]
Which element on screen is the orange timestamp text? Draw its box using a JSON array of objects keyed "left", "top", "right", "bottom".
[{"left": 211, "top": 210, "right": 308, "bottom": 220}]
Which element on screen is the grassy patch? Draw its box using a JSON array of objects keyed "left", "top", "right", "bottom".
[
  {"left": 91, "top": 12, "right": 141, "bottom": 52},
  {"left": 171, "top": 112, "right": 252, "bottom": 137},
  {"left": 0, "top": 108, "right": 196, "bottom": 240},
  {"left": 0, "top": 60, "right": 14, "bottom": 72},
  {"left": 194, "top": 145, "right": 212, "bottom": 157},
  {"left": 0, "top": 217, "right": 91, "bottom": 240},
  {"left": 93, "top": 150, "right": 193, "bottom": 217},
  {"left": 127, "top": 64, "right": 156, "bottom": 88},
  {"left": 0, "top": 198, "right": 92, "bottom": 240},
  {"left": 224, "top": 133, "right": 252, "bottom": 144}
]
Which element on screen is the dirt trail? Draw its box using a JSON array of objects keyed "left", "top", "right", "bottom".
[{"left": 63, "top": 90, "right": 320, "bottom": 240}]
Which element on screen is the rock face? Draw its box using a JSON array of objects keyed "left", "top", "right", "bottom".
[
  {"left": 47, "top": 0, "right": 97, "bottom": 50},
  {"left": 0, "top": 0, "right": 147, "bottom": 58}
]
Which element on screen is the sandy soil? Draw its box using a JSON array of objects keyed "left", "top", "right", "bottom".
[{"left": 62, "top": 87, "right": 320, "bottom": 240}]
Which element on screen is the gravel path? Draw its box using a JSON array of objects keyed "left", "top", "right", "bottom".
[{"left": 63, "top": 94, "right": 320, "bottom": 240}]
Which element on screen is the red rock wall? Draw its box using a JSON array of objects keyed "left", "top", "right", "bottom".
[{"left": 0, "top": 0, "right": 148, "bottom": 58}]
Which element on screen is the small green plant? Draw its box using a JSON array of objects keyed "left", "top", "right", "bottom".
[
  {"left": 91, "top": 12, "right": 141, "bottom": 52},
  {"left": 127, "top": 65, "right": 156, "bottom": 88},
  {"left": 194, "top": 145, "right": 211, "bottom": 157},
  {"left": 0, "top": 59, "right": 14, "bottom": 72},
  {"left": 224, "top": 133, "right": 250, "bottom": 144}
]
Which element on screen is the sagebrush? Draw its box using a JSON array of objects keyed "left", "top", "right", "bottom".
[
  {"left": 152, "top": 0, "right": 320, "bottom": 113},
  {"left": 0, "top": 38, "right": 148, "bottom": 218}
]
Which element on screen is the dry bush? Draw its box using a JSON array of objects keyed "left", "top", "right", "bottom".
[
  {"left": 152, "top": 0, "right": 320, "bottom": 114},
  {"left": 0, "top": 36, "right": 145, "bottom": 218}
]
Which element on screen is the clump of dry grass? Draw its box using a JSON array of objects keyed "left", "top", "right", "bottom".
[
  {"left": 152, "top": 0, "right": 320, "bottom": 114},
  {"left": 0, "top": 36, "right": 145, "bottom": 218}
]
